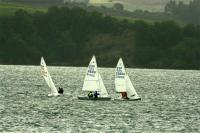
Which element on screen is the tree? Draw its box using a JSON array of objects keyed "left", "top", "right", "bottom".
[
  {"left": 113, "top": 3, "right": 124, "bottom": 11},
  {"left": 165, "top": 0, "right": 200, "bottom": 24},
  {"left": 171, "top": 38, "right": 200, "bottom": 69},
  {"left": 164, "top": 0, "right": 177, "bottom": 14}
]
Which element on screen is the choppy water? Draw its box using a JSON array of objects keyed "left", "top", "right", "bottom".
[{"left": 0, "top": 65, "right": 199, "bottom": 132}]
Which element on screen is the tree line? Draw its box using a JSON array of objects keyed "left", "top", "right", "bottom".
[
  {"left": 62, "top": 1, "right": 200, "bottom": 25},
  {"left": 165, "top": 0, "right": 200, "bottom": 25},
  {"left": 0, "top": 6, "right": 200, "bottom": 69}
]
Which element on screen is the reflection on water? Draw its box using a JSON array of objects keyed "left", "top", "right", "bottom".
[{"left": 0, "top": 65, "right": 199, "bottom": 132}]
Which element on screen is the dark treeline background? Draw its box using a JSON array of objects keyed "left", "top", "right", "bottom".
[
  {"left": 60, "top": 0, "right": 200, "bottom": 26},
  {"left": 0, "top": 6, "right": 200, "bottom": 69},
  {"left": 165, "top": 0, "right": 200, "bottom": 25}
]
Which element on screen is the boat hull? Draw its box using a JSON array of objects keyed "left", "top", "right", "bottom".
[
  {"left": 48, "top": 93, "right": 60, "bottom": 97},
  {"left": 114, "top": 97, "right": 141, "bottom": 101},
  {"left": 78, "top": 96, "right": 111, "bottom": 101}
]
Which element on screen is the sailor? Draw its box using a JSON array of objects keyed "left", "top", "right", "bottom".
[
  {"left": 94, "top": 91, "right": 99, "bottom": 99},
  {"left": 58, "top": 87, "right": 64, "bottom": 94},
  {"left": 121, "top": 92, "right": 129, "bottom": 99},
  {"left": 88, "top": 91, "right": 93, "bottom": 98}
]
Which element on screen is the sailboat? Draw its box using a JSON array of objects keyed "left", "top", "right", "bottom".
[
  {"left": 40, "top": 57, "right": 60, "bottom": 96},
  {"left": 78, "top": 56, "right": 111, "bottom": 100},
  {"left": 115, "top": 58, "right": 141, "bottom": 101}
]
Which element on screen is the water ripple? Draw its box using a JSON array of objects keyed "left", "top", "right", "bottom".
[{"left": 0, "top": 65, "right": 200, "bottom": 132}]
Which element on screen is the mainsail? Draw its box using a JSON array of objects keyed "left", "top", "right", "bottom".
[
  {"left": 40, "top": 57, "right": 59, "bottom": 96},
  {"left": 115, "top": 58, "right": 127, "bottom": 92},
  {"left": 82, "top": 56, "right": 99, "bottom": 92}
]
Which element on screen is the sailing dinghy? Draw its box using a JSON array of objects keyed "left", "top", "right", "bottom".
[
  {"left": 40, "top": 57, "right": 60, "bottom": 96},
  {"left": 78, "top": 56, "right": 111, "bottom": 100},
  {"left": 115, "top": 58, "right": 141, "bottom": 101}
]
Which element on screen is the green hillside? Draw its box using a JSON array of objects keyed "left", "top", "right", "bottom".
[
  {"left": 0, "top": 6, "right": 200, "bottom": 69},
  {"left": 0, "top": 2, "right": 47, "bottom": 16},
  {"left": 0, "top": 0, "right": 192, "bottom": 14},
  {"left": 92, "top": 0, "right": 191, "bottom": 12},
  {"left": 113, "top": 16, "right": 155, "bottom": 24}
]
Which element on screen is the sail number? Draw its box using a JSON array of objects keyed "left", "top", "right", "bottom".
[
  {"left": 116, "top": 67, "right": 125, "bottom": 78},
  {"left": 41, "top": 66, "right": 48, "bottom": 77},
  {"left": 87, "top": 65, "right": 96, "bottom": 76}
]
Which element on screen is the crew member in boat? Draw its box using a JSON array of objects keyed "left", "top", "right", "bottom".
[
  {"left": 121, "top": 92, "right": 129, "bottom": 99},
  {"left": 94, "top": 91, "right": 99, "bottom": 99},
  {"left": 88, "top": 91, "right": 93, "bottom": 98},
  {"left": 58, "top": 87, "right": 64, "bottom": 94}
]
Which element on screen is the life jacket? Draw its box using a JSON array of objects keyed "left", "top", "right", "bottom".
[
  {"left": 58, "top": 88, "right": 64, "bottom": 94},
  {"left": 121, "top": 92, "right": 128, "bottom": 99},
  {"left": 88, "top": 92, "right": 93, "bottom": 97},
  {"left": 94, "top": 91, "right": 99, "bottom": 98}
]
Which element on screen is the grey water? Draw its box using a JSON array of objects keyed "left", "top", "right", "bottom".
[{"left": 0, "top": 65, "right": 199, "bottom": 132}]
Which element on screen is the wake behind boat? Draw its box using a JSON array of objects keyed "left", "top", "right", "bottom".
[
  {"left": 40, "top": 57, "right": 63, "bottom": 97},
  {"left": 114, "top": 58, "right": 141, "bottom": 101},
  {"left": 78, "top": 56, "right": 111, "bottom": 101}
]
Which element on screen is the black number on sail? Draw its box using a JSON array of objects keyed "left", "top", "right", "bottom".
[
  {"left": 41, "top": 66, "right": 47, "bottom": 77},
  {"left": 116, "top": 67, "right": 125, "bottom": 78},
  {"left": 87, "top": 65, "right": 96, "bottom": 77}
]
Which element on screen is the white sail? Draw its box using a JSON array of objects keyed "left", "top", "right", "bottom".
[
  {"left": 115, "top": 58, "right": 126, "bottom": 92},
  {"left": 82, "top": 56, "right": 99, "bottom": 92},
  {"left": 115, "top": 58, "right": 140, "bottom": 99},
  {"left": 98, "top": 74, "right": 109, "bottom": 97},
  {"left": 82, "top": 56, "right": 109, "bottom": 97},
  {"left": 126, "top": 75, "right": 139, "bottom": 98},
  {"left": 40, "top": 57, "right": 59, "bottom": 96}
]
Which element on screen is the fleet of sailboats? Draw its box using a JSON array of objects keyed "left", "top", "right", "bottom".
[{"left": 40, "top": 56, "right": 141, "bottom": 100}]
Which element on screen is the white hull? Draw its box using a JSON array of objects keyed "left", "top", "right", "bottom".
[
  {"left": 48, "top": 93, "right": 60, "bottom": 97},
  {"left": 114, "top": 97, "right": 141, "bottom": 101}
]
